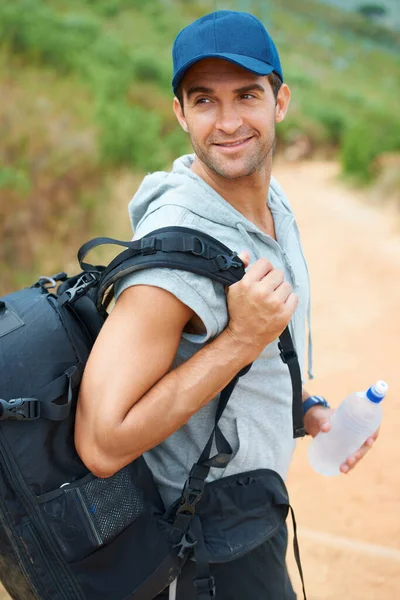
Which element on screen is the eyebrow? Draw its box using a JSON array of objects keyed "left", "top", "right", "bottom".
[
  {"left": 185, "top": 83, "right": 265, "bottom": 99},
  {"left": 233, "top": 83, "right": 265, "bottom": 95},
  {"left": 186, "top": 86, "right": 214, "bottom": 99}
]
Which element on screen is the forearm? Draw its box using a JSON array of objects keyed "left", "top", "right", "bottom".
[
  {"left": 86, "top": 330, "right": 251, "bottom": 477},
  {"left": 77, "top": 253, "right": 299, "bottom": 478}
]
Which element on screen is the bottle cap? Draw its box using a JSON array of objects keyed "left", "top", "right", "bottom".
[{"left": 366, "top": 380, "right": 388, "bottom": 403}]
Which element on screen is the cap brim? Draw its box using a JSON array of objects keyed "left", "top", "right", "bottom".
[{"left": 172, "top": 53, "right": 275, "bottom": 92}]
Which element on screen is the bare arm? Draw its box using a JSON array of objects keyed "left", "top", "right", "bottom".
[
  {"left": 75, "top": 257, "right": 298, "bottom": 478},
  {"left": 75, "top": 285, "right": 252, "bottom": 477}
]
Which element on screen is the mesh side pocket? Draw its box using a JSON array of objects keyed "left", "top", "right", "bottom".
[
  {"left": 39, "top": 464, "right": 148, "bottom": 561},
  {"left": 71, "top": 467, "right": 145, "bottom": 545}
]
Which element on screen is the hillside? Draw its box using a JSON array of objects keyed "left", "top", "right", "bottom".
[
  {"left": 318, "top": 0, "right": 400, "bottom": 31},
  {"left": 0, "top": 0, "right": 399, "bottom": 292}
]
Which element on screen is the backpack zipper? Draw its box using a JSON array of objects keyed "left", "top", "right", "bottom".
[
  {"left": 0, "top": 431, "right": 84, "bottom": 600},
  {"left": 23, "top": 521, "right": 67, "bottom": 599}
]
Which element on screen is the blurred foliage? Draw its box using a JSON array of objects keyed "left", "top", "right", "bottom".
[
  {"left": 0, "top": 0, "right": 399, "bottom": 291},
  {"left": 358, "top": 4, "right": 387, "bottom": 19},
  {"left": 96, "top": 102, "right": 166, "bottom": 171},
  {"left": 341, "top": 114, "right": 400, "bottom": 180}
]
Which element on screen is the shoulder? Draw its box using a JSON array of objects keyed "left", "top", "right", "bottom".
[
  {"left": 133, "top": 193, "right": 198, "bottom": 239},
  {"left": 115, "top": 196, "right": 229, "bottom": 344}
]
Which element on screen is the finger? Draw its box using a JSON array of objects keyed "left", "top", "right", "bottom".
[
  {"left": 259, "top": 269, "right": 285, "bottom": 292},
  {"left": 238, "top": 251, "right": 250, "bottom": 269},
  {"left": 347, "top": 454, "right": 359, "bottom": 467},
  {"left": 340, "top": 453, "right": 360, "bottom": 473},
  {"left": 273, "top": 281, "right": 293, "bottom": 303},
  {"left": 242, "top": 258, "right": 274, "bottom": 283},
  {"left": 357, "top": 437, "right": 375, "bottom": 453},
  {"left": 341, "top": 454, "right": 359, "bottom": 473},
  {"left": 371, "top": 428, "right": 379, "bottom": 441},
  {"left": 340, "top": 442, "right": 373, "bottom": 474},
  {"left": 283, "top": 292, "right": 299, "bottom": 315}
]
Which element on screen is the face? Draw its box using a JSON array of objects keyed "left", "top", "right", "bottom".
[{"left": 173, "top": 58, "right": 290, "bottom": 181}]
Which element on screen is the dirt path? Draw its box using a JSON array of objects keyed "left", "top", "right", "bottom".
[
  {"left": 274, "top": 161, "right": 400, "bottom": 599},
  {"left": 0, "top": 161, "right": 399, "bottom": 599}
]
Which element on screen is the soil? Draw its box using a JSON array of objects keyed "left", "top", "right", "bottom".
[
  {"left": 1, "top": 161, "right": 399, "bottom": 599},
  {"left": 275, "top": 161, "right": 400, "bottom": 600}
]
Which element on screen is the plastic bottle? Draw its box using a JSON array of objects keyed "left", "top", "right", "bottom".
[{"left": 308, "top": 380, "right": 388, "bottom": 476}]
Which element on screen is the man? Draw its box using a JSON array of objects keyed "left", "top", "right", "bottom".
[{"left": 75, "top": 10, "right": 377, "bottom": 599}]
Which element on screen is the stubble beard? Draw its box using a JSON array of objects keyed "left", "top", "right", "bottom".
[{"left": 189, "top": 130, "right": 276, "bottom": 181}]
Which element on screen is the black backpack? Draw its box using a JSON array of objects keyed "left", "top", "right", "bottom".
[{"left": 0, "top": 226, "right": 306, "bottom": 600}]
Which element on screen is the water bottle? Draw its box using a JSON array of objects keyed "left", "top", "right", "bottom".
[{"left": 308, "top": 380, "right": 388, "bottom": 476}]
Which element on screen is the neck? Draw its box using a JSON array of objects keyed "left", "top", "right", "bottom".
[{"left": 191, "top": 156, "right": 275, "bottom": 236}]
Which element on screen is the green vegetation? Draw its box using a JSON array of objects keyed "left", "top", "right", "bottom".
[
  {"left": 341, "top": 114, "right": 400, "bottom": 180},
  {"left": 0, "top": 0, "right": 188, "bottom": 172},
  {"left": 358, "top": 4, "right": 387, "bottom": 19},
  {"left": 0, "top": 0, "right": 399, "bottom": 291}
]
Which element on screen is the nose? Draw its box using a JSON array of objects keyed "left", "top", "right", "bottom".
[{"left": 215, "top": 103, "right": 243, "bottom": 134}]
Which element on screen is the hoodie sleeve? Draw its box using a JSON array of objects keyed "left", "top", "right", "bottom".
[{"left": 113, "top": 204, "right": 229, "bottom": 344}]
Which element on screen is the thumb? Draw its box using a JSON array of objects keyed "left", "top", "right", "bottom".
[{"left": 238, "top": 250, "right": 250, "bottom": 269}]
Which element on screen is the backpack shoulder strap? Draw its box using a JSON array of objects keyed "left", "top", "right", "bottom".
[{"left": 78, "top": 226, "right": 245, "bottom": 310}]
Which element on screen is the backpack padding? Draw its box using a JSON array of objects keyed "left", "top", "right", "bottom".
[
  {"left": 77, "top": 226, "right": 242, "bottom": 272},
  {"left": 94, "top": 227, "right": 245, "bottom": 309},
  {"left": 97, "top": 254, "right": 242, "bottom": 310}
]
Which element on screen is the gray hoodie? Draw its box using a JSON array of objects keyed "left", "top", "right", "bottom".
[{"left": 115, "top": 154, "right": 313, "bottom": 508}]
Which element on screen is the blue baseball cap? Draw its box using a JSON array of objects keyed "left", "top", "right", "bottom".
[{"left": 172, "top": 10, "right": 283, "bottom": 93}]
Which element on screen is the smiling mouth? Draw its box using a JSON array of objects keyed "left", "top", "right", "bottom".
[{"left": 214, "top": 136, "right": 253, "bottom": 148}]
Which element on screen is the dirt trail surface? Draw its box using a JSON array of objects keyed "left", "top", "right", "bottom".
[
  {"left": 275, "top": 162, "right": 400, "bottom": 600},
  {"left": 0, "top": 161, "right": 399, "bottom": 599}
]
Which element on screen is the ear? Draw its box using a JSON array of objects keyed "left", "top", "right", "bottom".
[
  {"left": 275, "top": 84, "right": 291, "bottom": 123},
  {"left": 173, "top": 97, "right": 188, "bottom": 132}
]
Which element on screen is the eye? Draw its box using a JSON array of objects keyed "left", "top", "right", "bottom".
[
  {"left": 240, "top": 93, "right": 255, "bottom": 100},
  {"left": 194, "top": 97, "right": 212, "bottom": 105}
]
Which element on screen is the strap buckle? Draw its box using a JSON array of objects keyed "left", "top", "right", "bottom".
[
  {"left": 173, "top": 531, "right": 198, "bottom": 559},
  {"left": 0, "top": 398, "right": 40, "bottom": 420},
  {"left": 176, "top": 465, "right": 207, "bottom": 517},
  {"left": 278, "top": 343, "right": 298, "bottom": 364},
  {"left": 214, "top": 253, "right": 242, "bottom": 271},
  {"left": 177, "top": 484, "right": 203, "bottom": 516},
  {"left": 193, "top": 576, "right": 216, "bottom": 598},
  {"left": 61, "top": 272, "right": 99, "bottom": 304}
]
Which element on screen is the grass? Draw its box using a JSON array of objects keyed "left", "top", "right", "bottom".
[{"left": 0, "top": 0, "right": 399, "bottom": 292}]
